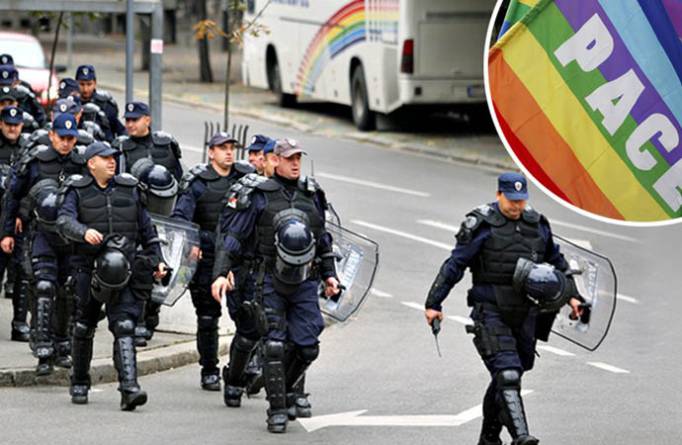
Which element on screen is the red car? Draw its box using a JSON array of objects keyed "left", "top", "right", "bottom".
[{"left": 0, "top": 31, "right": 65, "bottom": 107}]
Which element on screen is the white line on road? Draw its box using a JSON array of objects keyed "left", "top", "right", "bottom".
[
  {"left": 617, "top": 294, "right": 639, "bottom": 304},
  {"left": 352, "top": 220, "right": 451, "bottom": 251},
  {"left": 371, "top": 288, "right": 393, "bottom": 298},
  {"left": 537, "top": 345, "right": 576, "bottom": 357},
  {"left": 317, "top": 172, "right": 431, "bottom": 197},
  {"left": 298, "top": 390, "right": 534, "bottom": 432},
  {"left": 401, "top": 301, "right": 424, "bottom": 311},
  {"left": 418, "top": 218, "right": 638, "bottom": 244},
  {"left": 564, "top": 238, "right": 593, "bottom": 250},
  {"left": 447, "top": 315, "right": 473, "bottom": 326},
  {"left": 587, "top": 362, "right": 631, "bottom": 374}
]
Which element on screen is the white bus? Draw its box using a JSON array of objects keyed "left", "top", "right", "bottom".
[{"left": 241, "top": 0, "right": 496, "bottom": 130}]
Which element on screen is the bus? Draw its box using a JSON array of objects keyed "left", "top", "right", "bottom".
[{"left": 241, "top": 0, "right": 496, "bottom": 130}]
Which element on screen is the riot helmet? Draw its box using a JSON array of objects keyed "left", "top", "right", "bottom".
[
  {"left": 28, "top": 178, "right": 60, "bottom": 233},
  {"left": 91, "top": 235, "right": 132, "bottom": 304},
  {"left": 512, "top": 258, "right": 573, "bottom": 311},
  {"left": 131, "top": 158, "right": 178, "bottom": 216},
  {"left": 272, "top": 209, "right": 316, "bottom": 293}
]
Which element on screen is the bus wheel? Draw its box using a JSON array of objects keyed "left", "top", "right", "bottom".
[
  {"left": 268, "top": 58, "right": 296, "bottom": 108},
  {"left": 351, "top": 66, "right": 375, "bottom": 131}
]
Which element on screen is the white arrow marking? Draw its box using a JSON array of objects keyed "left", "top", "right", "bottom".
[
  {"left": 371, "top": 288, "right": 393, "bottom": 298},
  {"left": 401, "top": 301, "right": 424, "bottom": 311},
  {"left": 616, "top": 294, "right": 639, "bottom": 304},
  {"left": 447, "top": 315, "right": 473, "bottom": 326},
  {"left": 298, "top": 391, "right": 533, "bottom": 432},
  {"left": 352, "top": 220, "right": 452, "bottom": 251},
  {"left": 317, "top": 172, "right": 431, "bottom": 197}
]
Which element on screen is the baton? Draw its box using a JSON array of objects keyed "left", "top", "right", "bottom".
[{"left": 431, "top": 318, "right": 442, "bottom": 358}]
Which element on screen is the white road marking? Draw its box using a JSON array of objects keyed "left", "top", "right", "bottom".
[
  {"left": 418, "top": 219, "right": 593, "bottom": 250},
  {"left": 317, "top": 172, "right": 431, "bottom": 197},
  {"left": 537, "top": 345, "right": 576, "bottom": 357},
  {"left": 401, "top": 301, "right": 424, "bottom": 311},
  {"left": 447, "top": 315, "right": 473, "bottom": 326},
  {"left": 550, "top": 220, "right": 640, "bottom": 243},
  {"left": 371, "top": 288, "right": 393, "bottom": 298},
  {"left": 617, "top": 294, "right": 639, "bottom": 304},
  {"left": 90, "top": 388, "right": 104, "bottom": 393},
  {"left": 587, "top": 362, "right": 630, "bottom": 374},
  {"left": 352, "top": 220, "right": 451, "bottom": 251},
  {"left": 298, "top": 390, "right": 533, "bottom": 432}
]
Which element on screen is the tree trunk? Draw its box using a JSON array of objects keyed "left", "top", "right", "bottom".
[{"left": 197, "top": 0, "right": 214, "bottom": 83}]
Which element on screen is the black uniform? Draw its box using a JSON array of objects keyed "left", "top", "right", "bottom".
[
  {"left": 13, "top": 85, "right": 46, "bottom": 128},
  {"left": 82, "top": 90, "right": 125, "bottom": 140},
  {"left": 113, "top": 131, "right": 183, "bottom": 181},
  {"left": 170, "top": 161, "right": 255, "bottom": 390},
  {"left": 58, "top": 173, "right": 162, "bottom": 407}
]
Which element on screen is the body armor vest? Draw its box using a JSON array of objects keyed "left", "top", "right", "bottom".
[
  {"left": 196, "top": 174, "right": 234, "bottom": 233},
  {"left": 120, "top": 134, "right": 179, "bottom": 177},
  {"left": 255, "top": 178, "right": 323, "bottom": 263},
  {"left": 74, "top": 176, "right": 139, "bottom": 256},
  {"left": 34, "top": 147, "right": 86, "bottom": 184},
  {"left": 0, "top": 134, "right": 21, "bottom": 165}
]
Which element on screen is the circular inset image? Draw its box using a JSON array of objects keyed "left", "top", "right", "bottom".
[{"left": 486, "top": 0, "right": 682, "bottom": 225}]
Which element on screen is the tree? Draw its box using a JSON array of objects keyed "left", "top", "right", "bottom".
[{"left": 193, "top": 0, "right": 271, "bottom": 128}]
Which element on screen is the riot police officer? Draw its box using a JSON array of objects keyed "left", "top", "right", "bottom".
[
  {"left": 0, "top": 86, "right": 39, "bottom": 134},
  {"left": 423, "top": 173, "right": 584, "bottom": 445},
  {"left": 212, "top": 139, "right": 340, "bottom": 433},
  {"left": 170, "top": 131, "right": 255, "bottom": 391},
  {"left": 57, "top": 141, "right": 168, "bottom": 409},
  {"left": 0, "top": 65, "right": 46, "bottom": 127},
  {"left": 0, "top": 106, "right": 29, "bottom": 341},
  {"left": 247, "top": 134, "right": 270, "bottom": 174},
  {"left": 0, "top": 54, "right": 38, "bottom": 94},
  {"left": 0, "top": 113, "right": 87, "bottom": 375},
  {"left": 75, "top": 65, "right": 126, "bottom": 139},
  {"left": 112, "top": 101, "right": 182, "bottom": 180}
]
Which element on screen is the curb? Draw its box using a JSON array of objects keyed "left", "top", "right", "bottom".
[
  {"left": 0, "top": 335, "right": 231, "bottom": 388},
  {"left": 99, "top": 82, "right": 516, "bottom": 172}
]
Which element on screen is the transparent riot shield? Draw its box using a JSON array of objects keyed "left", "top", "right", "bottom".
[
  {"left": 150, "top": 215, "right": 201, "bottom": 306},
  {"left": 319, "top": 222, "right": 379, "bottom": 323},
  {"left": 551, "top": 235, "right": 617, "bottom": 351}
]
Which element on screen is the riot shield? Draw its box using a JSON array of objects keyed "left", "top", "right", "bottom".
[
  {"left": 319, "top": 222, "right": 379, "bottom": 323},
  {"left": 150, "top": 215, "right": 201, "bottom": 306},
  {"left": 551, "top": 235, "right": 617, "bottom": 351}
]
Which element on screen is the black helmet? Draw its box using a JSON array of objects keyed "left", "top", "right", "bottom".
[
  {"left": 91, "top": 236, "right": 132, "bottom": 304},
  {"left": 28, "top": 178, "right": 60, "bottom": 233},
  {"left": 272, "top": 209, "right": 316, "bottom": 293},
  {"left": 131, "top": 158, "right": 178, "bottom": 216},
  {"left": 512, "top": 258, "right": 573, "bottom": 311}
]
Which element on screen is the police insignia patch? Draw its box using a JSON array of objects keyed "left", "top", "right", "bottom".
[
  {"left": 65, "top": 120, "right": 73, "bottom": 129},
  {"left": 9, "top": 108, "right": 16, "bottom": 117},
  {"left": 60, "top": 82, "right": 65, "bottom": 89},
  {"left": 83, "top": 68, "right": 89, "bottom": 75},
  {"left": 464, "top": 216, "right": 478, "bottom": 229},
  {"left": 127, "top": 104, "right": 134, "bottom": 112},
  {"left": 60, "top": 104, "right": 67, "bottom": 112},
  {"left": 1, "top": 71, "right": 7, "bottom": 79},
  {"left": 227, "top": 196, "right": 237, "bottom": 208},
  {"left": 515, "top": 181, "right": 523, "bottom": 192}
]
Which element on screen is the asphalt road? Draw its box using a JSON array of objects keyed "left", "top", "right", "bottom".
[{"left": 1, "top": 99, "right": 681, "bottom": 444}]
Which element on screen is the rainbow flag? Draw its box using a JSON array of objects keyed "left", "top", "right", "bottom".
[
  {"left": 498, "top": 0, "right": 540, "bottom": 38},
  {"left": 490, "top": 0, "right": 682, "bottom": 222}
]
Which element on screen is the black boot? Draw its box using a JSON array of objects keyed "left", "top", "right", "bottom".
[
  {"left": 54, "top": 340, "right": 72, "bottom": 369},
  {"left": 285, "top": 344, "right": 318, "bottom": 420},
  {"left": 245, "top": 345, "right": 264, "bottom": 396},
  {"left": 263, "top": 340, "right": 287, "bottom": 433},
  {"left": 33, "top": 282, "right": 55, "bottom": 374},
  {"left": 496, "top": 370, "right": 539, "bottom": 445},
  {"left": 197, "top": 316, "right": 221, "bottom": 391},
  {"left": 70, "top": 323, "right": 95, "bottom": 404},
  {"left": 145, "top": 302, "right": 161, "bottom": 340},
  {"left": 52, "top": 284, "right": 73, "bottom": 369},
  {"left": 10, "top": 278, "right": 30, "bottom": 342},
  {"left": 223, "top": 334, "right": 258, "bottom": 406},
  {"left": 478, "top": 381, "right": 503, "bottom": 445},
  {"left": 113, "top": 320, "right": 147, "bottom": 411}
]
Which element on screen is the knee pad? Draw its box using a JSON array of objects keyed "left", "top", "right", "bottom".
[
  {"left": 233, "top": 334, "right": 258, "bottom": 354},
  {"left": 73, "top": 322, "right": 95, "bottom": 339},
  {"left": 197, "top": 315, "right": 219, "bottom": 330},
  {"left": 297, "top": 344, "right": 319, "bottom": 365},
  {"left": 112, "top": 319, "right": 136, "bottom": 337},
  {"left": 35, "top": 280, "right": 55, "bottom": 298},
  {"left": 496, "top": 369, "right": 521, "bottom": 390},
  {"left": 264, "top": 340, "right": 285, "bottom": 361}
]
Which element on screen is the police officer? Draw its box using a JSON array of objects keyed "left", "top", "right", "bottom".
[
  {"left": 246, "top": 134, "right": 270, "bottom": 174},
  {"left": 0, "top": 105, "right": 30, "bottom": 341},
  {"left": 211, "top": 139, "right": 340, "bottom": 433},
  {"left": 57, "top": 141, "right": 168, "bottom": 409},
  {"left": 113, "top": 101, "right": 183, "bottom": 180},
  {"left": 0, "top": 86, "right": 39, "bottom": 134},
  {"left": 58, "top": 78, "right": 80, "bottom": 99},
  {"left": 0, "top": 54, "right": 37, "bottom": 94},
  {"left": 170, "top": 131, "right": 255, "bottom": 391},
  {"left": 75, "top": 65, "right": 126, "bottom": 139},
  {"left": 0, "top": 65, "right": 46, "bottom": 127},
  {"left": 0, "top": 113, "right": 87, "bottom": 375},
  {"left": 423, "top": 173, "right": 584, "bottom": 445}
]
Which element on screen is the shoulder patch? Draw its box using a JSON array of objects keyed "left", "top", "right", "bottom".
[
  {"left": 255, "top": 177, "right": 281, "bottom": 192},
  {"left": 179, "top": 163, "right": 209, "bottom": 190},
  {"left": 456, "top": 212, "right": 484, "bottom": 244},
  {"left": 152, "top": 131, "right": 174, "bottom": 146},
  {"left": 522, "top": 206, "right": 541, "bottom": 224},
  {"left": 63, "top": 173, "right": 92, "bottom": 189},
  {"left": 114, "top": 173, "right": 139, "bottom": 187}
]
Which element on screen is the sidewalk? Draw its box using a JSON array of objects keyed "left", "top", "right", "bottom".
[
  {"left": 0, "top": 296, "right": 229, "bottom": 387},
  {"left": 41, "top": 33, "right": 515, "bottom": 170}
]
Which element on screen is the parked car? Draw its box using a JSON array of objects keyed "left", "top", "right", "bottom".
[{"left": 0, "top": 31, "right": 66, "bottom": 107}]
